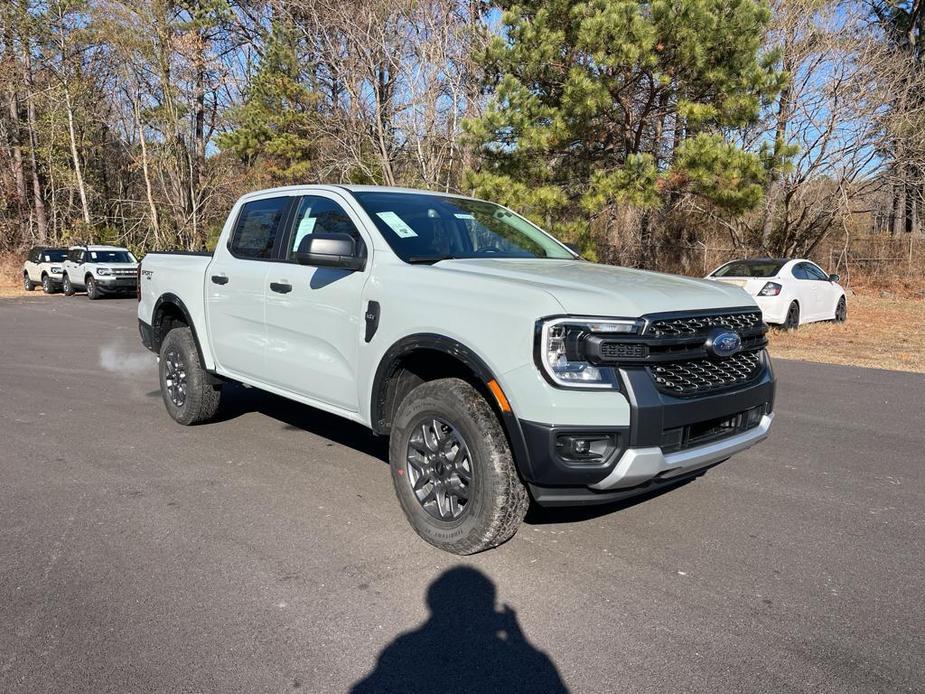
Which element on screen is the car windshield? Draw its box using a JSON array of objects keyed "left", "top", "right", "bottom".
[
  {"left": 351, "top": 191, "right": 575, "bottom": 263},
  {"left": 89, "top": 250, "right": 136, "bottom": 263},
  {"left": 42, "top": 249, "right": 67, "bottom": 262},
  {"left": 712, "top": 260, "right": 785, "bottom": 278}
]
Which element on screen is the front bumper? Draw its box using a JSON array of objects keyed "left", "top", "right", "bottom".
[
  {"left": 97, "top": 276, "right": 138, "bottom": 291},
  {"left": 514, "top": 353, "right": 775, "bottom": 506}
]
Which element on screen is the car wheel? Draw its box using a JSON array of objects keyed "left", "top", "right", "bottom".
[
  {"left": 23, "top": 273, "right": 34, "bottom": 291},
  {"left": 86, "top": 276, "right": 99, "bottom": 300},
  {"left": 159, "top": 326, "right": 222, "bottom": 426},
  {"left": 62, "top": 274, "right": 75, "bottom": 296},
  {"left": 42, "top": 274, "right": 56, "bottom": 294},
  {"left": 389, "top": 377, "right": 529, "bottom": 555},
  {"left": 783, "top": 301, "right": 800, "bottom": 331},
  {"left": 834, "top": 296, "right": 847, "bottom": 323}
]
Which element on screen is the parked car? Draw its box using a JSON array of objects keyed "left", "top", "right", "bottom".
[
  {"left": 707, "top": 258, "right": 846, "bottom": 330},
  {"left": 138, "top": 185, "right": 775, "bottom": 554},
  {"left": 22, "top": 246, "right": 68, "bottom": 293},
  {"left": 61, "top": 245, "right": 139, "bottom": 299}
]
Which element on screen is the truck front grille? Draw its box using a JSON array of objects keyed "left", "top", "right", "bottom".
[
  {"left": 648, "top": 350, "right": 763, "bottom": 395},
  {"left": 646, "top": 311, "right": 763, "bottom": 337}
]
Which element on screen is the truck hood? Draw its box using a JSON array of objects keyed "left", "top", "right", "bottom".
[{"left": 435, "top": 258, "right": 755, "bottom": 316}]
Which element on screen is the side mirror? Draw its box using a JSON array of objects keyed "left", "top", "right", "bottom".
[
  {"left": 295, "top": 232, "right": 365, "bottom": 272},
  {"left": 829, "top": 274, "right": 840, "bottom": 283}
]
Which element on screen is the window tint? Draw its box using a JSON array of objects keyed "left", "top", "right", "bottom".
[
  {"left": 805, "top": 263, "right": 829, "bottom": 281},
  {"left": 43, "top": 250, "right": 66, "bottom": 262},
  {"left": 792, "top": 264, "right": 810, "bottom": 280},
  {"left": 288, "top": 196, "right": 363, "bottom": 256},
  {"left": 712, "top": 260, "right": 785, "bottom": 278},
  {"left": 230, "top": 197, "right": 290, "bottom": 259}
]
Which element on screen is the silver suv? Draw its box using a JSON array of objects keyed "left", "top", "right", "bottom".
[
  {"left": 61, "top": 245, "right": 139, "bottom": 300},
  {"left": 22, "top": 246, "right": 68, "bottom": 294}
]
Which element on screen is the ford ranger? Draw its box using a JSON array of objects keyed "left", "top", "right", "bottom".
[{"left": 137, "top": 185, "right": 775, "bottom": 554}]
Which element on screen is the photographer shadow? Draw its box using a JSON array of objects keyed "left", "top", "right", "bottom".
[{"left": 350, "top": 566, "right": 568, "bottom": 694}]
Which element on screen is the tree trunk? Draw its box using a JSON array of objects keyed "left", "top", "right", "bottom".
[
  {"left": 21, "top": 38, "right": 48, "bottom": 243},
  {"left": 64, "top": 87, "right": 92, "bottom": 227},
  {"left": 891, "top": 172, "right": 906, "bottom": 236}
]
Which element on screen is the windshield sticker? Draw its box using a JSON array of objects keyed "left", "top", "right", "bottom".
[
  {"left": 376, "top": 211, "right": 418, "bottom": 238},
  {"left": 453, "top": 213, "right": 475, "bottom": 220},
  {"left": 90, "top": 252, "right": 97, "bottom": 259}
]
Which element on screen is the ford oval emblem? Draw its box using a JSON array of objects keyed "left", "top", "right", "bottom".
[{"left": 707, "top": 329, "right": 742, "bottom": 358}]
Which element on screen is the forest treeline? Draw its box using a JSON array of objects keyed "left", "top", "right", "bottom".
[{"left": 1, "top": 0, "right": 923, "bottom": 270}]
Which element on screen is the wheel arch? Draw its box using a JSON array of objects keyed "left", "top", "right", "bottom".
[
  {"left": 370, "top": 333, "right": 531, "bottom": 476},
  {"left": 151, "top": 293, "right": 209, "bottom": 368}
]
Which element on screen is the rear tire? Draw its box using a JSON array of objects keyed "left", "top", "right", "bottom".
[
  {"left": 23, "top": 273, "right": 34, "bottom": 291},
  {"left": 62, "top": 274, "right": 75, "bottom": 296},
  {"left": 158, "top": 326, "right": 222, "bottom": 425},
  {"left": 783, "top": 301, "right": 800, "bottom": 331},
  {"left": 41, "top": 274, "right": 56, "bottom": 294},
  {"left": 86, "top": 276, "right": 99, "bottom": 300},
  {"left": 389, "top": 378, "right": 528, "bottom": 555}
]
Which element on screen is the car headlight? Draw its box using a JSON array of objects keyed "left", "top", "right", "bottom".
[
  {"left": 537, "top": 317, "right": 640, "bottom": 389},
  {"left": 96, "top": 267, "right": 113, "bottom": 276},
  {"left": 50, "top": 266, "right": 62, "bottom": 274},
  {"left": 758, "top": 282, "right": 782, "bottom": 296}
]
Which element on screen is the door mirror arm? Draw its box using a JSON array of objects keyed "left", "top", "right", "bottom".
[{"left": 294, "top": 232, "right": 365, "bottom": 272}]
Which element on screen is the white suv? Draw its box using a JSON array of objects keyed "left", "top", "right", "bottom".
[
  {"left": 61, "top": 245, "right": 139, "bottom": 300},
  {"left": 22, "top": 246, "right": 68, "bottom": 293}
]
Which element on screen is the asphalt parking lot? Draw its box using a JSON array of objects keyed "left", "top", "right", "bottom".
[{"left": 1, "top": 296, "right": 923, "bottom": 693}]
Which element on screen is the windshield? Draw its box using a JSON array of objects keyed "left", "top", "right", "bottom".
[
  {"left": 712, "top": 260, "right": 785, "bottom": 278},
  {"left": 89, "top": 250, "right": 136, "bottom": 264},
  {"left": 42, "top": 249, "right": 67, "bottom": 262},
  {"left": 351, "top": 191, "right": 575, "bottom": 263}
]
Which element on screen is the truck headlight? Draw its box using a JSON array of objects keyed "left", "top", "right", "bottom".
[
  {"left": 96, "top": 267, "right": 113, "bottom": 276},
  {"left": 536, "top": 317, "right": 640, "bottom": 389},
  {"left": 50, "top": 266, "right": 62, "bottom": 274}
]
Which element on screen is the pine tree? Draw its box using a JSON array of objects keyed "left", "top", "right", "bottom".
[{"left": 465, "top": 0, "right": 783, "bottom": 255}]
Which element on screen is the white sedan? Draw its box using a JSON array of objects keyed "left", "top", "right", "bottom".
[{"left": 706, "top": 258, "right": 847, "bottom": 329}]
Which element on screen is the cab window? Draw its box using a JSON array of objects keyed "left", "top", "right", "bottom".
[
  {"left": 287, "top": 196, "right": 364, "bottom": 257},
  {"left": 230, "top": 197, "right": 290, "bottom": 259}
]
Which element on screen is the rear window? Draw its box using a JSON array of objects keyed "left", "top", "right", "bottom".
[
  {"left": 712, "top": 260, "right": 785, "bottom": 278},
  {"left": 230, "top": 197, "right": 290, "bottom": 259}
]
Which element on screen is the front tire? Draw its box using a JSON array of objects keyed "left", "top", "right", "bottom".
[
  {"left": 834, "top": 296, "right": 847, "bottom": 322},
  {"left": 62, "top": 275, "right": 75, "bottom": 296},
  {"left": 86, "top": 276, "right": 99, "bottom": 300},
  {"left": 158, "top": 326, "right": 222, "bottom": 425},
  {"left": 41, "top": 275, "right": 56, "bottom": 294},
  {"left": 389, "top": 378, "right": 528, "bottom": 555},
  {"left": 783, "top": 301, "right": 800, "bottom": 331},
  {"left": 23, "top": 273, "right": 34, "bottom": 291}
]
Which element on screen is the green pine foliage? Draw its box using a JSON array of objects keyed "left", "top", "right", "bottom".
[
  {"left": 465, "top": 0, "right": 783, "bottom": 244},
  {"left": 218, "top": 23, "right": 322, "bottom": 182}
]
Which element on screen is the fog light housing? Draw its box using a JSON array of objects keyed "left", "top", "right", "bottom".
[
  {"left": 745, "top": 404, "right": 765, "bottom": 428},
  {"left": 555, "top": 433, "right": 618, "bottom": 464}
]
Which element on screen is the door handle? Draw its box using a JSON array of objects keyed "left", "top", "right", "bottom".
[
  {"left": 270, "top": 282, "right": 292, "bottom": 294},
  {"left": 211, "top": 275, "right": 228, "bottom": 285}
]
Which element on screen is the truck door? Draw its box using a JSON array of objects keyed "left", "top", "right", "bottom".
[
  {"left": 205, "top": 195, "right": 294, "bottom": 382},
  {"left": 261, "top": 193, "right": 371, "bottom": 412}
]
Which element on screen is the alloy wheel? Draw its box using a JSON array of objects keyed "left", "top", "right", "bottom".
[
  {"left": 406, "top": 417, "right": 472, "bottom": 521},
  {"left": 164, "top": 349, "right": 188, "bottom": 407}
]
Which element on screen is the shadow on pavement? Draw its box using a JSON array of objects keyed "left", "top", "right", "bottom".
[
  {"left": 350, "top": 566, "right": 568, "bottom": 694},
  {"left": 524, "top": 475, "right": 702, "bottom": 526},
  {"left": 212, "top": 383, "right": 389, "bottom": 462}
]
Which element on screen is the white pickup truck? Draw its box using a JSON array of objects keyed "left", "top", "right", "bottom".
[{"left": 138, "top": 185, "right": 775, "bottom": 554}]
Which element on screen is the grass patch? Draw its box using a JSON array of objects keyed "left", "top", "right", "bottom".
[{"left": 767, "top": 292, "right": 925, "bottom": 373}]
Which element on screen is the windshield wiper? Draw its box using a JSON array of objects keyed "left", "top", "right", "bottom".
[{"left": 406, "top": 254, "right": 458, "bottom": 265}]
